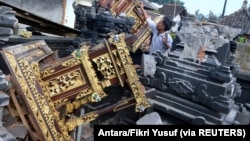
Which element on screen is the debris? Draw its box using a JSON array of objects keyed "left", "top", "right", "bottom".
[{"left": 136, "top": 112, "right": 162, "bottom": 125}]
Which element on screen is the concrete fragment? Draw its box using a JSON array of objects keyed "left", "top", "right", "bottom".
[
  {"left": 0, "top": 127, "right": 16, "bottom": 141},
  {"left": 141, "top": 54, "right": 157, "bottom": 77},
  {"left": 8, "top": 124, "right": 28, "bottom": 140},
  {"left": 81, "top": 123, "right": 93, "bottom": 141},
  {"left": 0, "top": 93, "right": 9, "bottom": 106},
  {"left": 0, "top": 93, "right": 9, "bottom": 127},
  {"left": 136, "top": 112, "right": 162, "bottom": 125}
]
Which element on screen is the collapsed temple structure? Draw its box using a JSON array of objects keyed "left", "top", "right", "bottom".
[{"left": 140, "top": 21, "right": 250, "bottom": 124}]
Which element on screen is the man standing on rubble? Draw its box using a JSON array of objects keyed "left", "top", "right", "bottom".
[{"left": 139, "top": 2, "right": 173, "bottom": 55}]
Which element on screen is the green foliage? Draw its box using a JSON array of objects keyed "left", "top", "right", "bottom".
[
  {"left": 170, "top": 32, "right": 176, "bottom": 39},
  {"left": 237, "top": 36, "right": 247, "bottom": 43},
  {"left": 149, "top": 0, "right": 184, "bottom": 6},
  {"left": 153, "top": 9, "right": 160, "bottom": 14}
]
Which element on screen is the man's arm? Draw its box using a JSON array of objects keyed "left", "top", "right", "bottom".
[
  {"left": 163, "top": 41, "right": 171, "bottom": 49},
  {"left": 139, "top": 2, "right": 149, "bottom": 19},
  {"left": 139, "top": 2, "right": 156, "bottom": 32},
  {"left": 162, "top": 33, "right": 172, "bottom": 49}
]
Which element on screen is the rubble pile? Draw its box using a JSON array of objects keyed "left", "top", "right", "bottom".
[{"left": 139, "top": 20, "right": 250, "bottom": 125}]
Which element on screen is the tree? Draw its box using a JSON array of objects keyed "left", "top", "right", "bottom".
[
  {"left": 149, "top": 0, "right": 184, "bottom": 6},
  {"left": 208, "top": 10, "right": 218, "bottom": 21},
  {"left": 175, "top": 0, "right": 184, "bottom": 6}
]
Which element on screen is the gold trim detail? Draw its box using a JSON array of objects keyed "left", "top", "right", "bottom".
[{"left": 108, "top": 34, "right": 151, "bottom": 112}]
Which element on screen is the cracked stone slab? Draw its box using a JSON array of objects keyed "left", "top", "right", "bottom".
[
  {"left": 0, "top": 93, "right": 9, "bottom": 106},
  {"left": 0, "top": 127, "right": 16, "bottom": 141},
  {"left": 136, "top": 112, "right": 162, "bottom": 125},
  {"left": 8, "top": 124, "right": 28, "bottom": 140}
]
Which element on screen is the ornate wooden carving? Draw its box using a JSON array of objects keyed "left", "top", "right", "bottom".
[
  {"left": 99, "top": 0, "right": 164, "bottom": 52},
  {"left": 1, "top": 33, "right": 150, "bottom": 140}
]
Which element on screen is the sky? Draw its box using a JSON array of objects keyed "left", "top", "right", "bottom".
[{"left": 181, "top": 0, "right": 245, "bottom": 16}]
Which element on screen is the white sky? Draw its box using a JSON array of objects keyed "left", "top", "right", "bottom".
[{"left": 181, "top": 0, "right": 246, "bottom": 16}]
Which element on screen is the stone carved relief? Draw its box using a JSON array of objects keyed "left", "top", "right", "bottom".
[{"left": 168, "top": 78, "right": 194, "bottom": 95}]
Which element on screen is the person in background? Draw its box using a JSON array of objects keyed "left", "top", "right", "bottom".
[{"left": 139, "top": 2, "right": 173, "bottom": 55}]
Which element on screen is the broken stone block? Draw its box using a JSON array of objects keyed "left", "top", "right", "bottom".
[
  {"left": 177, "top": 32, "right": 201, "bottom": 61},
  {"left": 136, "top": 112, "right": 162, "bottom": 125},
  {"left": 0, "top": 127, "right": 16, "bottom": 141},
  {"left": 0, "top": 93, "right": 9, "bottom": 107},
  {"left": 141, "top": 54, "right": 157, "bottom": 77},
  {"left": 8, "top": 124, "right": 28, "bottom": 140},
  {"left": 0, "top": 93, "right": 9, "bottom": 127},
  {"left": 2, "top": 108, "right": 17, "bottom": 128},
  {"left": 81, "top": 123, "right": 93, "bottom": 141}
]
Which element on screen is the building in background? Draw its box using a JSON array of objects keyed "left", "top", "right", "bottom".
[
  {"left": 220, "top": 0, "right": 250, "bottom": 42},
  {"left": 158, "top": 4, "right": 188, "bottom": 32}
]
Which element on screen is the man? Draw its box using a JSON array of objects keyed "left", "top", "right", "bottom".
[{"left": 139, "top": 2, "right": 173, "bottom": 55}]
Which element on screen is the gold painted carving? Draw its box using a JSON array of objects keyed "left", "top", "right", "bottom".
[
  {"left": 2, "top": 40, "right": 71, "bottom": 141},
  {"left": 47, "top": 69, "right": 86, "bottom": 97},
  {"left": 72, "top": 44, "right": 107, "bottom": 100},
  {"left": 62, "top": 58, "right": 82, "bottom": 67},
  {"left": 66, "top": 95, "right": 92, "bottom": 113},
  {"left": 75, "top": 88, "right": 93, "bottom": 99},
  {"left": 104, "top": 39, "right": 124, "bottom": 87},
  {"left": 53, "top": 99, "right": 68, "bottom": 108},
  {"left": 108, "top": 34, "right": 151, "bottom": 112},
  {"left": 40, "top": 67, "right": 55, "bottom": 78},
  {"left": 92, "top": 54, "right": 116, "bottom": 79},
  {"left": 66, "top": 112, "right": 99, "bottom": 131},
  {"left": 127, "top": 10, "right": 143, "bottom": 33},
  {"left": 2, "top": 40, "right": 106, "bottom": 141},
  {"left": 100, "top": 79, "right": 112, "bottom": 88},
  {"left": 92, "top": 51, "right": 125, "bottom": 87},
  {"left": 1, "top": 27, "right": 153, "bottom": 140},
  {"left": 8, "top": 40, "right": 49, "bottom": 55}
]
